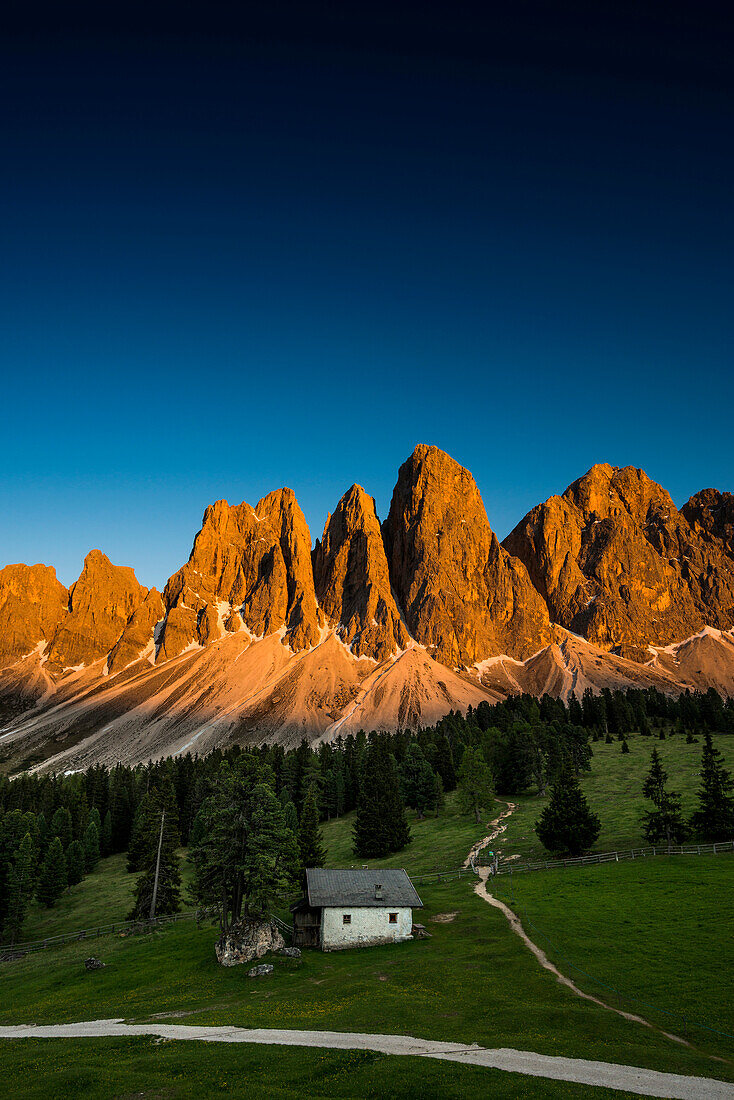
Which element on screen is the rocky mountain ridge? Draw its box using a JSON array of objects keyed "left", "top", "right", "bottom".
[{"left": 1, "top": 445, "right": 733, "bottom": 771}]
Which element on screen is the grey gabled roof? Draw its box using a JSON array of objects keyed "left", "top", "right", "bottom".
[{"left": 306, "top": 868, "right": 423, "bottom": 909}]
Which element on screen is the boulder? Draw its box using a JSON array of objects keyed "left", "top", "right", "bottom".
[
  {"left": 278, "top": 946, "right": 302, "bottom": 959},
  {"left": 84, "top": 956, "right": 105, "bottom": 970},
  {"left": 248, "top": 963, "right": 274, "bottom": 978},
  {"left": 215, "top": 918, "right": 285, "bottom": 967}
]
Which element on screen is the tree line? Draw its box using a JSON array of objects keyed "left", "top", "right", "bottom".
[{"left": 1, "top": 685, "right": 733, "bottom": 939}]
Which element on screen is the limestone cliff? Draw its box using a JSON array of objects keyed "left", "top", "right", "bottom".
[
  {"left": 313, "top": 484, "right": 408, "bottom": 661},
  {"left": 383, "top": 445, "right": 551, "bottom": 665},
  {"left": 0, "top": 564, "right": 68, "bottom": 666},
  {"left": 504, "top": 464, "right": 734, "bottom": 659}
]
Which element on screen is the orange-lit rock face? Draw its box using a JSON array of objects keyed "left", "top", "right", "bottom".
[
  {"left": 255, "top": 488, "right": 322, "bottom": 651},
  {"left": 504, "top": 464, "right": 734, "bottom": 657},
  {"left": 107, "top": 588, "right": 164, "bottom": 674},
  {"left": 157, "top": 490, "right": 321, "bottom": 661},
  {"left": 682, "top": 488, "right": 734, "bottom": 559},
  {"left": 0, "top": 563, "right": 68, "bottom": 665},
  {"left": 45, "top": 550, "right": 147, "bottom": 670},
  {"left": 313, "top": 484, "right": 409, "bottom": 662},
  {"left": 383, "top": 445, "right": 551, "bottom": 665}
]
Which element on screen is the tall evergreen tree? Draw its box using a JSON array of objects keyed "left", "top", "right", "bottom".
[
  {"left": 641, "top": 748, "right": 687, "bottom": 845},
  {"left": 298, "top": 784, "right": 326, "bottom": 878},
  {"left": 128, "top": 809, "right": 182, "bottom": 920},
  {"left": 400, "top": 744, "right": 439, "bottom": 819},
  {"left": 353, "top": 740, "right": 410, "bottom": 858},
  {"left": 4, "top": 833, "right": 37, "bottom": 944},
  {"left": 457, "top": 747, "right": 494, "bottom": 824},
  {"left": 690, "top": 732, "right": 734, "bottom": 841},
  {"left": 65, "top": 839, "right": 86, "bottom": 886},
  {"left": 189, "top": 756, "right": 299, "bottom": 930},
  {"left": 536, "top": 767, "right": 601, "bottom": 856},
  {"left": 37, "top": 836, "right": 68, "bottom": 908},
  {"left": 83, "top": 820, "right": 101, "bottom": 872},
  {"left": 50, "top": 806, "right": 73, "bottom": 849}
]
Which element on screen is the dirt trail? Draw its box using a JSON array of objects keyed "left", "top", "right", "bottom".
[
  {"left": 0, "top": 1021, "right": 731, "bottom": 1098},
  {"left": 470, "top": 803, "right": 693, "bottom": 1049},
  {"left": 463, "top": 798, "right": 516, "bottom": 868}
]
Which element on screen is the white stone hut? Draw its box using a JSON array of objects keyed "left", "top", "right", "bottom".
[{"left": 292, "top": 868, "right": 423, "bottom": 951}]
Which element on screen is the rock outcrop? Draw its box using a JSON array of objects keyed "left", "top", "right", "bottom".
[
  {"left": 107, "top": 588, "right": 165, "bottom": 674},
  {"left": 158, "top": 491, "right": 321, "bottom": 661},
  {"left": 0, "top": 564, "right": 68, "bottom": 667},
  {"left": 682, "top": 489, "right": 734, "bottom": 559},
  {"left": 215, "top": 918, "right": 285, "bottom": 967},
  {"left": 383, "top": 445, "right": 551, "bottom": 665},
  {"left": 504, "top": 464, "right": 734, "bottom": 659},
  {"left": 45, "top": 551, "right": 147, "bottom": 671},
  {"left": 313, "top": 484, "right": 408, "bottom": 661},
  {"left": 256, "top": 489, "right": 322, "bottom": 650}
]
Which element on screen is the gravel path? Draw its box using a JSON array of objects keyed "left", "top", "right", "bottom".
[{"left": 0, "top": 1020, "right": 731, "bottom": 1098}]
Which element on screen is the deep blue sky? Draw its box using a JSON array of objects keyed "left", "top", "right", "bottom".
[{"left": 2, "top": 4, "right": 733, "bottom": 589}]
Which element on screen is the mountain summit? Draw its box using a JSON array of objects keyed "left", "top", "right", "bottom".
[{"left": 1, "top": 447, "right": 733, "bottom": 771}]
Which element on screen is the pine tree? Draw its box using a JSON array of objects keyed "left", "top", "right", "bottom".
[
  {"left": 641, "top": 748, "right": 687, "bottom": 845},
  {"left": 621, "top": 739, "right": 630, "bottom": 754},
  {"left": 189, "top": 757, "right": 299, "bottom": 930},
  {"left": 535, "top": 767, "right": 601, "bottom": 856},
  {"left": 50, "top": 806, "right": 72, "bottom": 849},
  {"left": 457, "top": 747, "right": 494, "bottom": 824},
  {"left": 298, "top": 784, "right": 326, "bottom": 878},
  {"left": 690, "top": 732, "right": 734, "bottom": 841},
  {"left": 400, "top": 744, "right": 439, "bottom": 819},
  {"left": 101, "top": 810, "right": 113, "bottom": 856},
  {"left": 353, "top": 740, "right": 410, "bottom": 858},
  {"left": 65, "top": 840, "right": 86, "bottom": 886},
  {"left": 83, "top": 820, "right": 100, "bottom": 872},
  {"left": 37, "top": 836, "right": 68, "bottom": 907},
  {"left": 4, "top": 833, "right": 37, "bottom": 944},
  {"left": 283, "top": 801, "right": 299, "bottom": 834}
]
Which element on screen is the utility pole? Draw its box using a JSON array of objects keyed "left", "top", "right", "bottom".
[{"left": 149, "top": 809, "right": 165, "bottom": 921}]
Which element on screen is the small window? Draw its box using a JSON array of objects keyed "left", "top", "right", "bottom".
[
  {"left": 343, "top": 914, "right": 351, "bottom": 925},
  {"left": 388, "top": 912, "right": 398, "bottom": 924}
]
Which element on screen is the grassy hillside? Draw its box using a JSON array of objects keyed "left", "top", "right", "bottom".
[
  {"left": 321, "top": 790, "right": 485, "bottom": 874},
  {"left": 2, "top": 876, "right": 732, "bottom": 1084},
  {"left": 490, "top": 855, "right": 734, "bottom": 1041},
  {"left": 17, "top": 851, "right": 195, "bottom": 944},
  {"left": 500, "top": 733, "right": 734, "bottom": 861}
]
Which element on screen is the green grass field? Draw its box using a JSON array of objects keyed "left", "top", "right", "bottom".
[
  {"left": 489, "top": 855, "right": 734, "bottom": 1041},
  {"left": 500, "top": 732, "right": 734, "bottom": 861},
  {"left": 0, "top": 1039, "right": 645, "bottom": 1100},
  {"left": 4, "top": 736, "right": 734, "bottom": 1097},
  {"left": 17, "top": 851, "right": 195, "bottom": 943},
  {"left": 2, "top": 874, "right": 733, "bottom": 1083},
  {"left": 321, "top": 790, "right": 486, "bottom": 874}
]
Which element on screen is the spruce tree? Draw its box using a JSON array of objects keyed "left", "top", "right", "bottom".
[
  {"left": 690, "top": 732, "right": 734, "bottom": 841},
  {"left": 101, "top": 810, "right": 113, "bottom": 856},
  {"left": 535, "top": 766, "right": 601, "bottom": 856},
  {"left": 50, "top": 806, "right": 72, "bottom": 849},
  {"left": 83, "top": 820, "right": 100, "bottom": 871},
  {"left": 642, "top": 748, "right": 686, "bottom": 845},
  {"left": 457, "top": 747, "right": 494, "bottom": 824},
  {"left": 298, "top": 784, "right": 326, "bottom": 878},
  {"left": 353, "top": 740, "right": 410, "bottom": 858},
  {"left": 400, "top": 744, "right": 439, "bottom": 819},
  {"left": 283, "top": 800, "right": 299, "bottom": 834},
  {"left": 4, "top": 833, "right": 37, "bottom": 944},
  {"left": 65, "top": 839, "right": 86, "bottom": 886},
  {"left": 37, "top": 836, "right": 68, "bottom": 907}
]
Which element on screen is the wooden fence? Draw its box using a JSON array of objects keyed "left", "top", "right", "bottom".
[
  {"left": 490, "top": 838, "right": 734, "bottom": 876},
  {"left": 0, "top": 909, "right": 200, "bottom": 960}
]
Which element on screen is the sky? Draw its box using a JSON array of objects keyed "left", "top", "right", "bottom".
[{"left": 1, "top": 3, "right": 733, "bottom": 589}]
